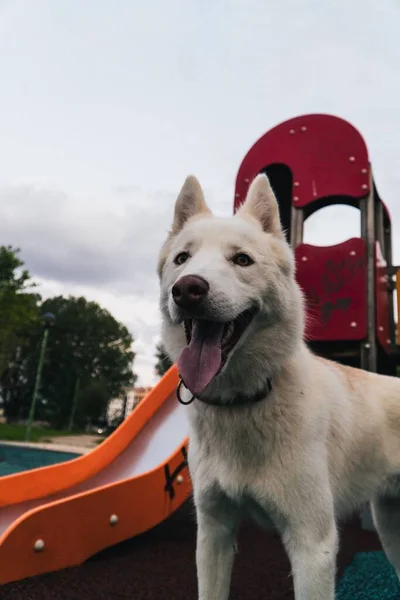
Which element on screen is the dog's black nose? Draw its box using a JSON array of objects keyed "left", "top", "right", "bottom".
[{"left": 172, "top": 275, "right": 210, "bottom": 310}]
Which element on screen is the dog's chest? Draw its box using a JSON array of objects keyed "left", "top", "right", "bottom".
[{"left": 189, "top": 406, "right": 283, "bottom": 504}]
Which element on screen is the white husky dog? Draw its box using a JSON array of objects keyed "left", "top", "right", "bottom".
[{"left": 158, "top": 173, "right": 400, "bottom": 600}]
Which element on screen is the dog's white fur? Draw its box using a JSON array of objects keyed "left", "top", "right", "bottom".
[{"left": 158, "top": 174, "right": 400, "bottom": 600}]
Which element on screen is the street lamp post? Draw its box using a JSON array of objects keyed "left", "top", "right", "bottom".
[
  {"left": 25, "top": 312, "right": 55, "bottom": 442},
  {"left": 68, "top": 375, "right": 80, "bottom": 432}
]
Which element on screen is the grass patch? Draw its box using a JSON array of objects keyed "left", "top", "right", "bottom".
[{"left": 0, "top": 423, "right": 82, "bottom": 443}]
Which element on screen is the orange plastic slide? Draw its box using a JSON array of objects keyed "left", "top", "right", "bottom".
[{"left": 0, "top": 366, "right": 192, "bottom": 585}]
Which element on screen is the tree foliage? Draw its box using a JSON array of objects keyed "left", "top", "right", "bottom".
[
  {"left": 74, "top": 377, "right": 112, "bottom": 429},
  {"left": 0, "top": 246, "right": 137, "bottom": 429},
  {"left": 0, "top": 246, "right": 41, "bottom": 369},
  {"left": 0, "top": 246, "right": 41, "bottom": 411},
  {"left": 155, "top": 342, "right": 173, "bottom": 378},
  {"left": 29, "top": 296, "right": 136, "bottom": 428}
]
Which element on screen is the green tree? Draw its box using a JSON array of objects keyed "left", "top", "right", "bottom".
[
  {"left": 4, "top": 295, "right": 136, "bottom": 429},
  {"left": 0, "top": 246, "right": 41, "bottom": 416},
  {"left": 155, "top": 342, "right": 173, "bottom": 378},
  {"left": 74, "top": 377, "right": 111, "bottom": 429}
]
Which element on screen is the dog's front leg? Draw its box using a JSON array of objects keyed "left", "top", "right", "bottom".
[
  {"left": 196, "top": 505, "right": 239, "bottom": 600},
  {"left": 283, "top": 510, "right": 338, "bottom": 600},
  {"left": 275, "top": 473, "right": 338, "bottom": 600}
]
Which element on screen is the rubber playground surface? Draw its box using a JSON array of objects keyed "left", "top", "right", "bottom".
[{"left": 2, "top": 501, "right": 391, "bottom": 600}]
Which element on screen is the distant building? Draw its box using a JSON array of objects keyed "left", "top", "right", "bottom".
[
  {"left": 132, "top": 386, "right": 153, "bottom": 406},
  {"left": 106, "top": 386, "right": 152, "bottom": 425}
]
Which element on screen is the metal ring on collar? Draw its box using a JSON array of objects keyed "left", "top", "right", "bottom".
[{"left": 177, "top": 378, "right": 195, "bottom": 405}]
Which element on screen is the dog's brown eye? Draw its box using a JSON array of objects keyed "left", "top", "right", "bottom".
[
  {"left": 174, "top": 251, "right": 190, "bottom": 265},
  {"left": 233, "top": 253, "right": 254, "bottom": 267}
]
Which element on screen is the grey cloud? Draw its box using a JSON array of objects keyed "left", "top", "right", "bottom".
[{"left": 0, "top": 183, "right": 177, "bottom": 295}]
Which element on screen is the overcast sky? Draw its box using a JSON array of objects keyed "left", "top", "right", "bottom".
[{"left": 1, "top": 0, "right": 399, "bottom": 385}]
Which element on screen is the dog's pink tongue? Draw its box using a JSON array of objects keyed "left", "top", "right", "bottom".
[{"left": 178, "top": 320, "right": 224, "bottom": 396}]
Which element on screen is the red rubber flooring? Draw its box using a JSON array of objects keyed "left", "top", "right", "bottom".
[{"left": 2, "top": 502, "right": 381, "bottom": 600}]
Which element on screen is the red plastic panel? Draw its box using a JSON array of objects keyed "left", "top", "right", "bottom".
[
  {"left": 295, "top": 238, "right": 367, "bottom": 342},
  {"left": 375, "top": 242, "right": 391, "bottom": 353},
  {"left": 234, "top": 114, "right": 370, "bottom": 211}
]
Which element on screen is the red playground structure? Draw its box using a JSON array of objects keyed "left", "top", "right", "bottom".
[{"left": 234, "top": 113, "right": 400, "bottom": 378}]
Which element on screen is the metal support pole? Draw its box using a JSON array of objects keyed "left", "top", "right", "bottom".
[
  {"left": 364, "top": 176, "right": 377, "bottom": 372},
  {"left": 290, "top": 205, "right": 304, "bottom": 248},
  {"left": 383, "top": 217, "right": 395, "bottom": 348},
  {"left": 68, "top": 376, "right": 80, "bottom": 431},
  {"left": 25, "top": 328, "right": 50, "bottom": 442},
  {"left": 121, "top": 392, "right": 128, "bottom": 422}
]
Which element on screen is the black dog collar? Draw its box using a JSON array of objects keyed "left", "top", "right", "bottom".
[{"left": 177, "top": 376, "right": 272, "bottom": 407}]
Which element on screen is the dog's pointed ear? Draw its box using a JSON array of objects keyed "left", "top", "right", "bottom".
[
  {"left": 171, "top": 175, "right": 211, "bottom": 234},
  {"left": 237, "top": 174, "right": 283, "bottom": 237}
]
